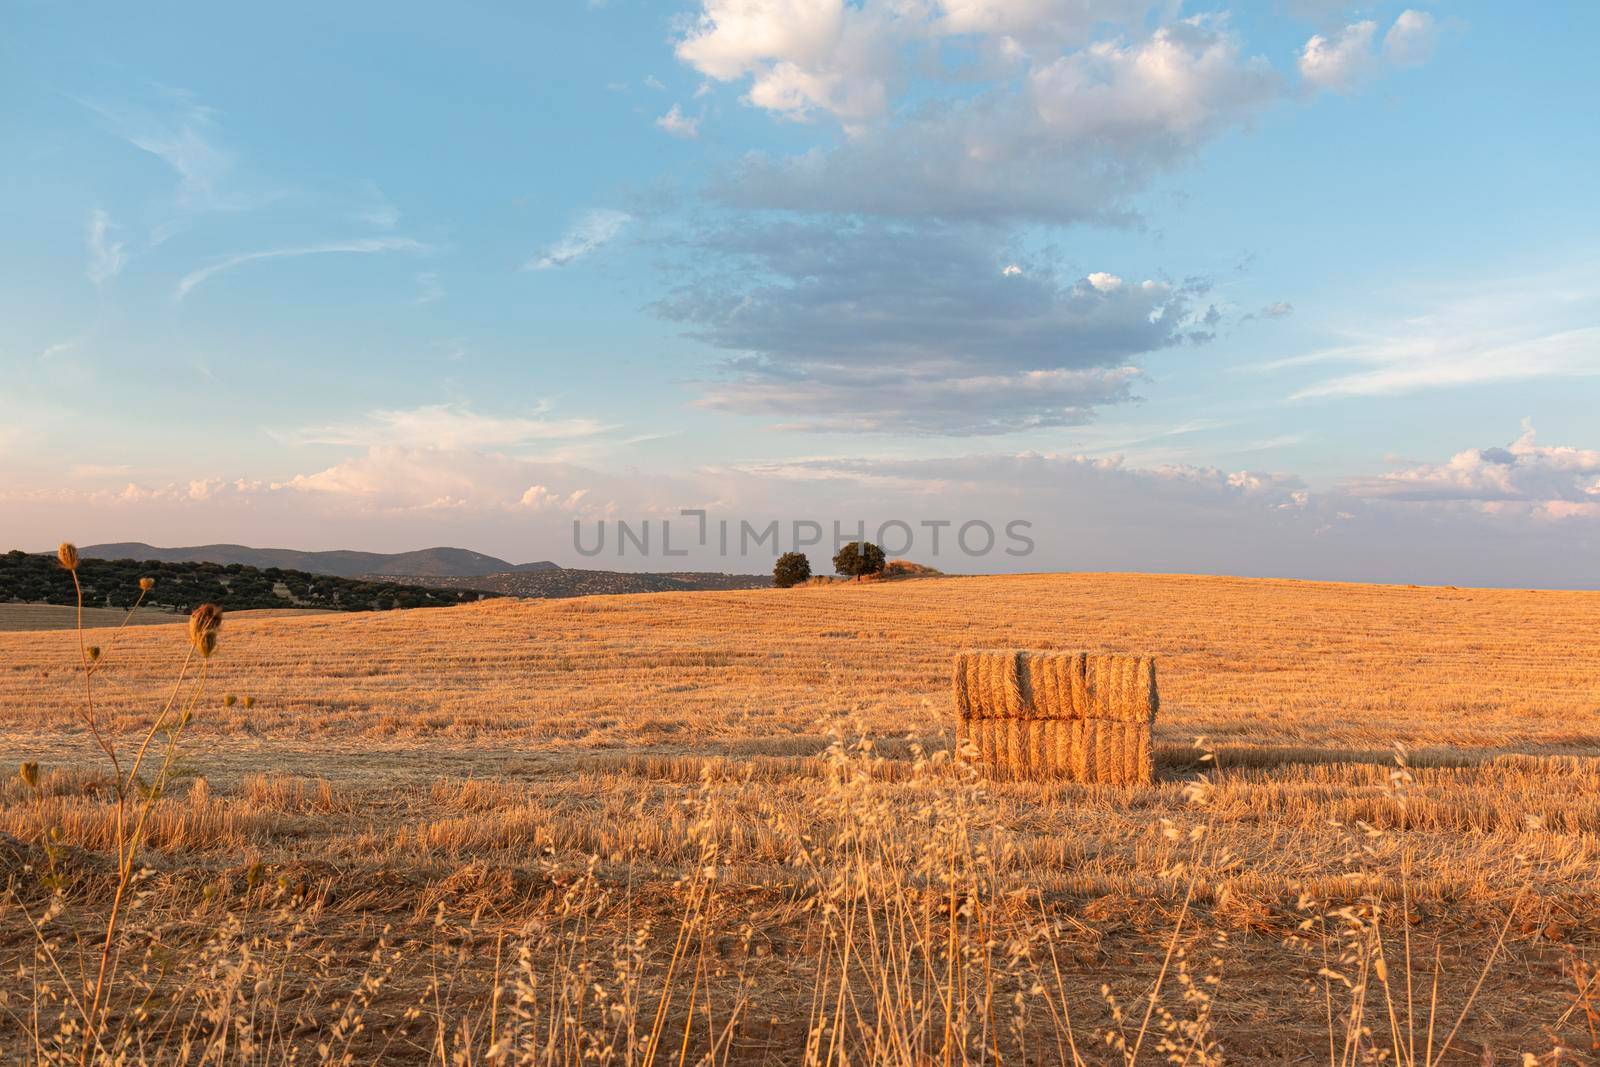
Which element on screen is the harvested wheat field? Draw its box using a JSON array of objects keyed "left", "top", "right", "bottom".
[
  {"left": 0, "top": 604, "right": 183, "bottom": 632},
  {"left": 2, "top": 572, "right": 1599, "bottom": 1064}
]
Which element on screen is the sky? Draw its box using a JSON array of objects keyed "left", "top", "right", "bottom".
[{"left": 2, "top": 0, "right": 1598, "bottom": 585}]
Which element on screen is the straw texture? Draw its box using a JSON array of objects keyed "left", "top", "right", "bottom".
[{"left": 953, "top": 650, "right": 1157, "bottom": 784}]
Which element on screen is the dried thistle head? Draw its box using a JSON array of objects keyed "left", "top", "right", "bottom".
[
  {"left": 139, "top": 577, "right": 156, "bottom": 592},
  {"left": 242, "top": 695, "right": 255, "bottom": 709},
  {"left": 57, "top": 543, "right": 80, "bottom": 571},
  {"left": 223, "top": 693, "right": 237, "bottom": 707},
  {"left": 19, "top": 762, "right": 39, "bottom": 789},
  {"left": 87, "top": 645, "right": 101, "bottom": 662},
  {"left": 188, "top": 603, "right": 223, "bottom": 658}
]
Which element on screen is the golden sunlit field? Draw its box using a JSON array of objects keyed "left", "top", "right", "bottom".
[{"left": 2, "top": 572, "right": 1599, "bottom": 1064}]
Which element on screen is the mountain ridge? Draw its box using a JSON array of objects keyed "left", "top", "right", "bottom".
[{"left": 80, "top": 542, "right": 559, "bottom": 579}]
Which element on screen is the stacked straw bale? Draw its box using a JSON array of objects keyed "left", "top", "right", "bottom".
[{"left": 953, "top": 651, "right": 1158, "bottom": 785}]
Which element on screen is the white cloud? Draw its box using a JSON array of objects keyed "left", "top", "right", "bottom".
[
  {"left": 10, "top": 430, "right": 1600, "bottom": 584},
  {"left": 711, "top": 17, "right": 1282, "bottom": 223},
  {"left": 85, "top": 209, "right": 126, "bottom": 285},
  {"left": 175, "top": 238, "right": 427, "bottom": 300},
  {"left": 524, "top": 209, "right": 632, "bottom": 270},
  {"left": 675, "top": 0, "right": 1147, "bottom": 124},
  {"left": 1289, "top": 326, "right": 1600, "bottom": 399},
  {"left": 698, "top": 365, "right": 1145, "bottom": 434},
  {"left": 82, "top": 89, "right": 268, "bottom": 211},
  {"left": 655, "top": 104, "right": 702, "bottom": 138},
  {"left": 1261, "top": 267, "right": 1600, "bottom": 399},
  {"left": 1384, "top": 10, "right": 1437, "bottom": 67},
  {"left": 1300, "top": 11, "right": 1438, "bottom": 92},
  {"left": 675, "top": 0, "right": 891, "bottom": 121},
  {"left": 1346, "top": 423, "right": 1600, "bottom": 518},
  {"left": 1298, "top": 20, "right": 1378, "bottom": 91},
  {"left": 288, "top": 404, "right": 610, "bottom": 450},
  {"left": 270, "top": 447, "right": 635, "bottom": 516},
  {"left": 519, "top": 485, "right": 592, "bottom": 511}
]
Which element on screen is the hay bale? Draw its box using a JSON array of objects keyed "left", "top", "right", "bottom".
[
  {"left": 953, "top": 650, "right": 1158, "bottom": 785},
  {"left": 953, "top": 650, "right": 1156, "bottom": 724}
]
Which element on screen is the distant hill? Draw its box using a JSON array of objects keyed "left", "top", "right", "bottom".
[
  {"left": 2, "top": 550, "right": 501, "bottom": 613},
  {"left": 382, "top": 569, "right": 773, "bottom": 599},
  {"left": 81, "top": 542, "right": 559, "bottom": 578}
]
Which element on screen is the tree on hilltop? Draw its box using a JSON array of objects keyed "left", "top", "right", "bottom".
[
  {"left": 832, "top": 541, "right": 886, "bottom": 579},
  {"left": 773, "top": 552, "right": 812, "bottom": 588}
]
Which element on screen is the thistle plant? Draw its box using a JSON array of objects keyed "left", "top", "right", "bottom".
[{"left": 44, "top": 543, "right": 225, "bottom": 1065}]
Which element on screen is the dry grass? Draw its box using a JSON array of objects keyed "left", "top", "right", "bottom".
[{"left": 2, "top": 572, "right": 1598, "bottom": 1063}]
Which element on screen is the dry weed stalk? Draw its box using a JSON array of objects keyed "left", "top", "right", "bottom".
[{"left": 19, "top": 545, "right": 223, "bottom": 1064}]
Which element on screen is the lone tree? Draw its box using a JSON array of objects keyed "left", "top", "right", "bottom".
[
  {"left": 833, "top": 541, "right": 886, "bottom": 580},
  {"left": 773, "top": 551, "right": 812, "bottom": 588}
]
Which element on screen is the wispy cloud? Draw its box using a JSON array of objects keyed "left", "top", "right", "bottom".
[
  {"left": 1255, "top": 267, "right": 1600, "bottom": 399},
  {"left": 356, "top": 179, "right": 400, "bottom": 229},
  {"left": 82, "top": 88, "right": 265, "bottom": 211},
  {"left": 524, "top": 209, "right": 631, "bottom": 270},
  {"left": 287, "top": 403, "right": 610, "bottom": 450},
  {"left": 175, "top": 238, "right": 427, "bottom": 300},
  {"left": 85, "top": 209, "right": 126, "bottom": 285},
  {"left": 415, "top": 271, "right": 444, "bottom": 304},
  {"left": 1288, "top": 326, "right": 1600, "bottom": 399}
]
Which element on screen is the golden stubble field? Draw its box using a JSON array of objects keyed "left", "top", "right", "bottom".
[{"left": 2, "top": 572, "right": 1598, "bottom": 1064}]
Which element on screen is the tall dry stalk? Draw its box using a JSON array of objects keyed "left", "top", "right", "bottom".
[{"left": 47, "top": 544, "right": 224, "bottom": 1065}]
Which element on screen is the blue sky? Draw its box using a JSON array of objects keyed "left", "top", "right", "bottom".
[{"left": 3, "top": 1, "right": 1598, "bottom": 584}]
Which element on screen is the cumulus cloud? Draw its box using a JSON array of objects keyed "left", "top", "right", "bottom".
[
  {"left": 674, "top": 0, "right": 901, "bottom": 122},
  {"left": 657, "top": 221, "right": 1214, "bottom": 433},
  {"left": 175, "top": 238, "right": 427, "bottom": 300},
  {"left": 716, "top": 17, "right": 1280, "bottom": 223},
  {"left": 1384, "top": 10, "right": 1437, "bottom": 67},
  {"left": 676, "top": 4, "right": 1437, "bottom": 222},
  {"left": 1346, "top": 424, "right": 1600, "bottom": 518},
  {"left": 1300, "top": 11, "right": 1438, "bottom": 92},
  {"left": 524, "top": 209, "right": 632, "bottom": 270},
  {"left": 1298, "top": 20, "right": 1378, "bottom": 91},
  {"left": 655, "top": 104, "right": 701, "bottom": 138},
  {"left": 85, "top": 209, "right": 126, "bottom": 285},
  {"left": 8, "top": 429, "right": 1600, "bottom": 584},
  {"left": 676, "top": 0, "right": 1149, "bottom": 124}
]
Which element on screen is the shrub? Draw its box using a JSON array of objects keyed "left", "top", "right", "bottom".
[
  {"left": 832, "top": 541, "right": 886, "bottom": 579},
  {"left": 773, "top": 551, "right": 812, "bottom": 588},
  {"left": 883, "top": 559, "right": 942, "bottom": 578}
]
